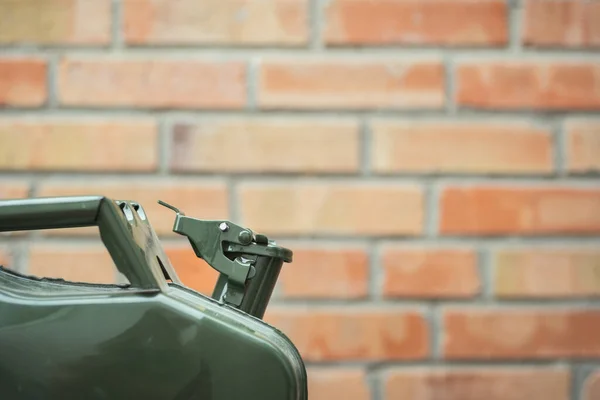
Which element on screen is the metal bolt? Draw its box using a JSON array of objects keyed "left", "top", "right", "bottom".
[
  {"left": 219, "top": 222, "right": 229, "bottom": 232},
  {"left": 238, "top": 230, "right": 252, "bottom": 245}
]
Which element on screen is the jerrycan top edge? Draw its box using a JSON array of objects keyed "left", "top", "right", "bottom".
[{"left": 0, "top": 195, "right": 308, "bottom": 400}]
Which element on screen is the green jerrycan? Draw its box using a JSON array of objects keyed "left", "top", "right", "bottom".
[{"left": 0, "top": 196, "right": 307, "bottom": 400}]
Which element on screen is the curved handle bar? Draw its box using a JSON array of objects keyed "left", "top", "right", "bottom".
[{"left": 0, "top": 196, "right": 164, "bottom": 290}]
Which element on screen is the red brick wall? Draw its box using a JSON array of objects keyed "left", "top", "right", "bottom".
[{"left": 1, "top": 1, "right": 600, "bottom": 399}]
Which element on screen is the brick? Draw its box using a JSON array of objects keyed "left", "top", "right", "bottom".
[
  {"left": 457, "top": 61, "right": 600, "bottom": 110},
  {"left": 169, "top": 118, "right": 359, "bottom": 173},
  {"left": 57, "top": 58, "right": 246, "bottom": 109},
  {"left": 494, "top": 249, "right": 600, "bottom": 298},
  {"left": 264, "top": 308, "right": 428, "bottom": 361},
  {"left": 0, "top": 0, "right": 111, "bottom": 45},
  {"left": 164, "top": 245, "right": 219, "bottom": 296},
  {"left": 123, "top": 0, "right": 307, "bottom": 45},
  {"left": 440, "top": 186, "right": 600, "bottom": 235},
  {"left": 384, "top": 367, "right": 570, "bottom": 400},
  {"left": 0, "top": 183, "right": 30, "bottom": 199},
  {"left": 0, "top": 58, "right": 46, "bottom": 107},
  {"left": 258, "top": 59, "right": 444, "bottom": 109},
  {"left": 23, "top": 244, "right": 220, "bottom": 291},
  {"left": 0, "top": 248, "right": 11, "bottom": 268},
  {"left": 523, "top": 0, "right": 600, "bottom": 48},
  {"left": 583, "top": 371, "right": 600, "bottom": 400},
  {"left": 239, "top": 182, "right": 424, "bottom": 236},
  {"left": 325, "top": 0, "right": 507, "bottom": 46},
  {"left": 565, "top": 120, "right": 600, "bottom": 173},
  {"left": 307, "top": 368, "right": 370, "bottom": 400},
  {"left": 0, "top": 119, "right": 158, "bottom": 172},
  {"left": 443, "top": 308, "right": 600, "bottom": 359},
  {"left": 371, "top": 120, "right": 553, "bottom": 174},
  {"left": 28, "top": 245, "right": 118, "bottom": 284},
  {"left": 37, "top": 180, "right": 229, "bottom": 236},
  {"left": 277, "top": 246, "right": 369, "bottom": 299},
  {"left": 382, "top": 247, "right": 479, "bottom": 298}
]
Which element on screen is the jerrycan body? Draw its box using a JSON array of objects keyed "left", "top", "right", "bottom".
[{"left": 0, "top": 196, "right": 307, "bottom": 400}]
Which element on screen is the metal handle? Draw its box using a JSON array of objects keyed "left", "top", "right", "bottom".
[{"left": 0, "top": 196, "right": 164, "bottom": 290}]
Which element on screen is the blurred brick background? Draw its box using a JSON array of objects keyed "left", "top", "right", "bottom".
[{"left": 1, "top": 0, "right": 600, "bottom": 399}]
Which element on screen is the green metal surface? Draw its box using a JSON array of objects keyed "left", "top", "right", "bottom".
[
  {"left": 213, "top": 254, "right": 284, "bottom": 320},
  {"left": 0, "top": 196, "right": 307, "bottom": 400},
  {"left": 0, "top": 196, "right": 174, "bottom": 289},
  {"left": 159, "top": 200, "right": 292, "bottom": 318}
]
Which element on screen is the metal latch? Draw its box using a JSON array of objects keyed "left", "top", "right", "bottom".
[{"left": 159, "top": 200, "right": 292, "bottom": 316}]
